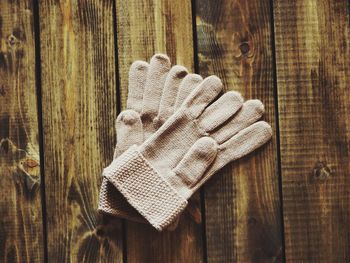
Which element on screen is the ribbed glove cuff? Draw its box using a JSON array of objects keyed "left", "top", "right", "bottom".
[{"left": 103, "top": 145, "right": 188, "bottom": 230}]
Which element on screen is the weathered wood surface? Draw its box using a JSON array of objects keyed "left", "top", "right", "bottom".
[
  {"left": 0, "top": 0, "right": 349, "bottom": 262},
  {"left": 0, "top": 1, "right": 44, "bottom": 262},
  {"left": 274, "top": 0, "right": 350, "bottom": 262},
  {"left": 115, "top": 0, "right": 204, "bottom": 262},
  {"left": 194, "top": 0, "right": 283, "bottom": 262},
  {"left": 38, "top": 0, "right": 122, "bottom": 261}
]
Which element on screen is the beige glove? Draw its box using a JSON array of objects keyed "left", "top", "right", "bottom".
[
  {"left": 103, "top": 75, "right": 272, "bottom": 231},
  {"left": 98, "top": 54, "right": 203, "bottom": 223}
]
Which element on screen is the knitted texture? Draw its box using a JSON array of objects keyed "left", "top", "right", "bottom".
[
  {"left": 104, "top": 146, "right": 188, "bottom": 230},
  {"left": 98, "top": 54, "right": 203, "bottom": 224},
  {"left": 104, "top": 75, "right": 273, "bottom": 230},
  {"left": 98, "top": 178, "right": 144, "bottom": 222}
]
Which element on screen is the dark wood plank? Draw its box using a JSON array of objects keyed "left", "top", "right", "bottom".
[
  {"left": 274, "top": 0, "right": 350, "bottom": 262},
  {"left": 0, "top": 1, "right": 44, "bottom": 262},
  {"left": 194, "top": 0, "right": 283, "bottom": 262},
  {"left": 115, "top": 0, "right": 204, "bottom": 262},
  {"left": 38, "top": 1, "right": 123, "bottom": 261}
]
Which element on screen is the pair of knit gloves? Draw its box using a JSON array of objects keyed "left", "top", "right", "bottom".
[{"left": 98, "top": 54, "right": 272, "bottom": 231}]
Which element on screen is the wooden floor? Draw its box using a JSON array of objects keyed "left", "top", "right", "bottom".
[{"left": 0, "top": 0, "right": 349, "bottom": 262}]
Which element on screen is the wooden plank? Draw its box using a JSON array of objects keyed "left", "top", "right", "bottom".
[
  {"left": 0, "top": 1, "right": 44, "bottom": 262},
  {"left": 194, "top": 0, "right": 283, "bottom": 262},
  {"left": 38, "top": 1, "right": 123, "bottom": 261},
  {"left": 116, "top": 0, "right": 195, "bottom": 107},
  {"left": 115, "top": 0, "right": 204, "bottom": 262},
  {"left": 274, "top": 0, "right": 350, "bottom": 262}
]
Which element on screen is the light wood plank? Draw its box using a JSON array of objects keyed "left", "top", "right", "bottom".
[
  {"left": 39, "top": 1, "right": 123, "bottom": 261},
  {"left": 274, "top": 0, "right": 350, "bottom": 262},
  {"left": 194, "top": 0, "right": 283, "bottom": 261}
]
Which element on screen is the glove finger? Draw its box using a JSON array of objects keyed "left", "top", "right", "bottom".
[
  {"left": 183, "top": 75, "right": 223, "bottom": 118},
  {"left": 198, "top": 91, "right": 243, "bottom": 132},
  {"left": 211, "top": 99, "right": 265, "bottom": 144},
  {"left": 217, "top": 121, "right": 272, "bottom": 165},
  {"left": 127, "top": 61, "right": 149, "bottom": 113},
  {"left": 142, "top": 54, "right": 171, "bottom": 119},
  {"left": 174, "top": 74, "right": 203, "bottom": 110},
  {"left": 173, "top": 137, "right": 218, "bottom": 188},
  {"left": 155, "top": 65, "right": 188, "bottom": 127},
  {"left": 114, "top": 110, "right": 143, "bottom": 157}
]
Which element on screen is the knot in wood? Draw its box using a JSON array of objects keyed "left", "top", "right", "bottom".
[
  {"left": 248, "top": 217, "right": 257, "bottom": 225},
  {"left": 7, "top": 34, "right": 17, "bottom": 46},
  {"left": 239, "top": 42, "right": 250, "bottom": 55},
  {"left": 95, "top": 226, "right": 105, "bottom": 237},
  {"left": 313, "top": 161, "right": 332, "bottom": 181},
  {"left": 0, "top": 85, "right": 6, "bottom": 96}
]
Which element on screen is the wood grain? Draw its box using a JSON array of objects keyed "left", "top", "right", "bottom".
[
  {"left": 115, "top": 0, "right": 195, "bottom": 106},
  {"left": 274, "top": 0, "right": 350, "bottom": 262},
  {"left": 1, "top": 0, "right": 349, "bottom": 262},
  {"left": 194, "top": 0, "right": 283, "bottom": 262},
  {"left": 38, "top": 1, "right": 123, "bottom": 261},
  {"left": 0, "top": 1, "right": 44, "bottom": 262},
  {"left": 115, "top": 0, "right": 204, "bottom": 262}
]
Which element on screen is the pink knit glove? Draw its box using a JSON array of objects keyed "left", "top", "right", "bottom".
[
  {"left": 103, "top": 76, "right": 272, "bottom": 230},
  {"left": 98, "top": 54, "right": 202, "bottom": 224}
]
